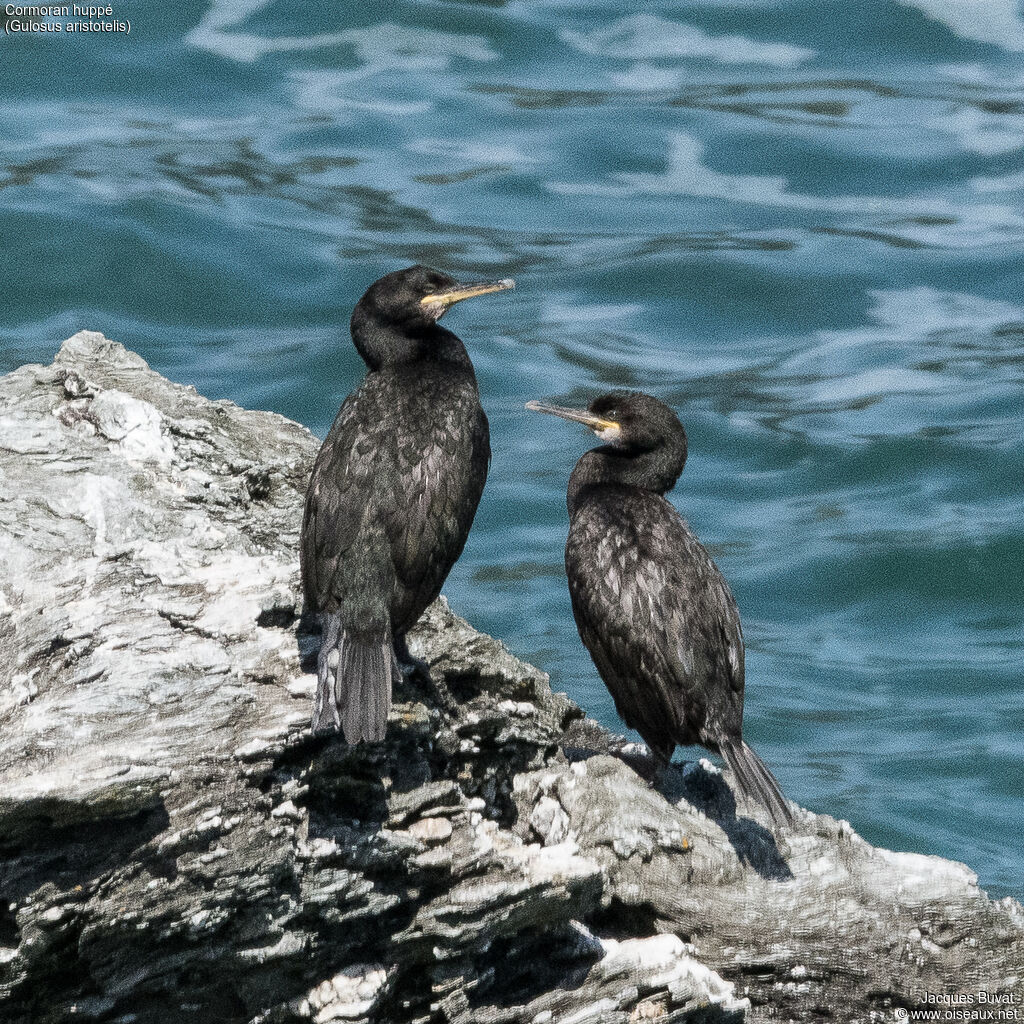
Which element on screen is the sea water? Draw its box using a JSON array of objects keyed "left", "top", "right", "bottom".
[{"left": 2, "top": 0, "right": 1022, "bottom": 899}]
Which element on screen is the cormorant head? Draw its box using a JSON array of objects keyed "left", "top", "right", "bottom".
[
  {"left": 526, "top": 390, "right": 688, "bottom": 494},
  {"left": 527, "top": 390, "right": 685, "bottom": 452},
  {"left": 355, "top": 264, "right": 514, "bottom": 332},
  {"left": 351, "top": 265, "right": 514, "bottom": 368}
]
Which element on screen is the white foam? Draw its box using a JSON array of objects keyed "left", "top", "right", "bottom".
[
  {"left": 553, "top": 132, "right": 791, "bottom": 202},
  {"left": 936, "top": 105, "right": 1024, "bottom": 156},
  {"left": 188, "top": 5, "right": 499, "bottom": 66},
  {"left": 898, "top": 0, "right": 1024, "bottom": 52},
  {"left": 806, "top": 367, "right": 938, "bottom": 405},
  {"left": 551, "top": 130, "right": 1024, "bottom": 247},
  {"left": 607, "top": 63, "right": 689, "bottom": 91},
  {"left": 330, "top": 22, "right": 498, "bottom": 69},
  {"left": 406, "top": 138, "right": 540, "bottom": 165},
  {"left": 279, "top": 22, "right": 500, "bottom": 113},
  {"left": 187, "top": 0, "right": 340, "bottom": 63},
  {"left": 288, "top": 71, "right": 432, "bottom": 116},
  {"left": 782, "top": 286, "right": 1024, "bottom": 382},
  {"left": 864, "top": 287, "right": 1024, "bottom": 336},
  {"left": 559, "top": 14, "right": 813, "bottom": 66}
]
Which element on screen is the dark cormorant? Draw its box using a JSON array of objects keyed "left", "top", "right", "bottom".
[
  {"left": 526, "top": 390, "right": 793, "bottom": 828},
  {"left": 301, "top": 265, "right": 513, "bottom": 742}
]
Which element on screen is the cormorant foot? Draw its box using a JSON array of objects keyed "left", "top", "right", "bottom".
[{"left": 393, "top": 634, "right": 458, "bottom": 715}]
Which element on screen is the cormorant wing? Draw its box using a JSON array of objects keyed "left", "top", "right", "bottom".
[
  {"left": 385, "top": 394, "right": 489, "bottom": 623},
  {"left": 301, "top": 385, "right": 399, "bottom": 614},
  {"left": 642, "top": 502, "right": 746, "bottom": 744},
  {"left": 568, "top": 493, "right": 745, "bottom": 755}
]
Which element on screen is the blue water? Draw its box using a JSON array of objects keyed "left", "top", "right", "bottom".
[{"left": 3, "top": 1, "right": 1023, "bottom": 899}]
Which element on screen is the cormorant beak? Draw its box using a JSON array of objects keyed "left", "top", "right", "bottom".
[
  {"left": 420, "top": 278, "right": 515, "bottom": 312},
  {"left": 525, "top": 400, "right": 622, "bottom": 442}
]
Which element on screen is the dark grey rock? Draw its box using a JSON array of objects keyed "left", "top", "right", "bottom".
[{"left": 0, "top": 332, "right": 1020, "bottom": 1024}]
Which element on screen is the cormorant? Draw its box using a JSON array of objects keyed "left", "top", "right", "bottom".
[
  {"left": 526, "top": 390, "right": 793, "bottom": 828},
  {"left": 301, "top": 265, "right": 513, "bottom": 742}
]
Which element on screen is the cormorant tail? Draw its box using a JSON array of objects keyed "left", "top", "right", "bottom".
[
  {"left": 312, "top": 613, "right": 392, "bottom": 743},
  {"left": 720, "top": 737, "right": 794, "bottom": 829}
]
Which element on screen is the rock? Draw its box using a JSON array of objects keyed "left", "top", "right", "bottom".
[{"left": 0, "top": 332, "right": 1020, "bottom": 1024}]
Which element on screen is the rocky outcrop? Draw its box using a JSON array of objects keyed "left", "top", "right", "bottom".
[{"left": 0, "top": 332, "right": 1020, "bottom": 1024}]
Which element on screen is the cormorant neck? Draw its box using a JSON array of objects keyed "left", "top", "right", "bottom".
[
  {"left": 567, "top": 444, "right": 687, "bottom": 516},
  {"left": 350, "top": 315, "right": 472, "bottom": 372}
]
